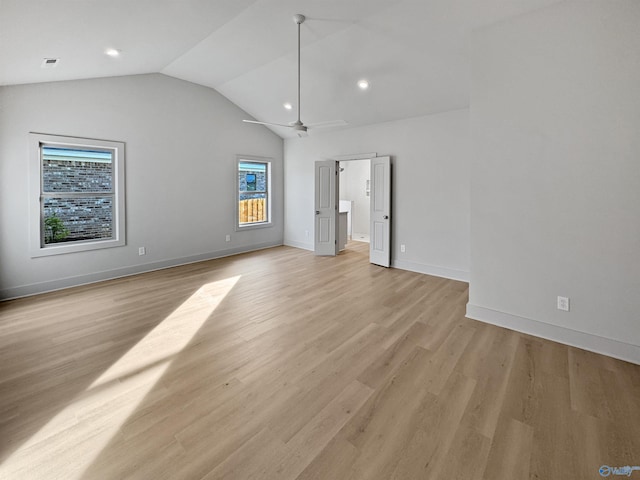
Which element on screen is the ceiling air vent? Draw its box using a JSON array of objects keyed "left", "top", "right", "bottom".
[{"left": 41, "top": 58, "right": 60, "bottom": 68}]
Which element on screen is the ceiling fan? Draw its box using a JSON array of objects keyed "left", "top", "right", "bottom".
[{"left": 243, "top": 14, "right": 346, "bottom": 137}]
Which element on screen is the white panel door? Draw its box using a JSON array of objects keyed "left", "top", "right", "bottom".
[
  {"left": 314, "top": 160, "right": 339, "bottom": 256},
  {"left": 370, "top": 156, "right": 391, "bottom": 267}
]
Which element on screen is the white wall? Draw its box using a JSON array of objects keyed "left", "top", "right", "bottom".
[
  {"left": 284, "top": 109, "right": 470, "bottom": 281},
  {"left": 0, "top": 73, "right": 284, "bottom": 299},
  {"left": 468, "top": 1, "right": 640, "bottom": 363},
  {"left": 339, "top": 159, "right": 370, "bottom": 236}
]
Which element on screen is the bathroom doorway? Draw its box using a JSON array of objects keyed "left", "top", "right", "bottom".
[
  {"left": 315, "top": 156, "right": 391, "bottom": 266},
  {"left": 339, "top": 159, "right": 370, "bottom": 248}
]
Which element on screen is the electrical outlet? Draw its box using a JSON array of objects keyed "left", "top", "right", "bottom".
[
  {"left": 400, "top": 244, "right": 406, "bottom": 253},
  {"left": 138, "top": 247, "right": 146, "bottom": 256},
  {"left": 557, "top": 296, "right": 570, "bottom": 312},
  {"left": 305, "top": 230, "right": 310, "bottom": 238},
  {"left": 225, "top": 234, "right": 231, "bottom": 242}
]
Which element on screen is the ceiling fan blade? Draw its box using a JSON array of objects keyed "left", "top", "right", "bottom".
[
  {"left": 305, "top": 120, "right": 349, "bottom": 129},
  {"left": 243, "top": 119, "right": 292, "bottom": 128}
]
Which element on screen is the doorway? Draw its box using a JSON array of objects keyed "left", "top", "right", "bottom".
[
  {"left": 339, "top": 159, "right": 370, "bottom": 247},
  {"left": 314, "top": 156, "right": 391, "bottom": 267}
]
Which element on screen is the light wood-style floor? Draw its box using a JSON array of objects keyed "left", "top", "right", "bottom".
[{"left": 1, "top": 242, "right": 639, "bottom": 479}]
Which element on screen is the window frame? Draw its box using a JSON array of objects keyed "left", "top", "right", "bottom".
[
  {"left": 235, "top": 155, "right": 272, "bottom": 231},
  {"left": 29, "top": 133, "right": 126, "bottom": 257}
]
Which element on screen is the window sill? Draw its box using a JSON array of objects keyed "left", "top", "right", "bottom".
[
  {"left": 235, "top": 222, "right": 273, "bottom": 232},
  {"left": 31, "top": 237, "right": 125, "bottom": 258}
]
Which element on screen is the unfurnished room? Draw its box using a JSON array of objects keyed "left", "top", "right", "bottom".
[{"left": 0, "top": 1, "right": 639, "bottom": 479}]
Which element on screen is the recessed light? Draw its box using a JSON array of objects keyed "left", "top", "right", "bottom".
[
  {"left": 283, "top": 102, "right": 293, "bottom": 110},
  {"left": 105, "top": 48, "right": 121, "bottom": 57},
  {"left": 357, "top": 79, "right": 369, "bottom": 90}
]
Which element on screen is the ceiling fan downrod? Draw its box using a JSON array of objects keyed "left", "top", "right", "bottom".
[{"left": 293, "top": 14, "right": 306, "bottom": 136}]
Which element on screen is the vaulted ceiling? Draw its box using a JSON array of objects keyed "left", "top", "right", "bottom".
[{"left": 0, "top": 0, "right": 560, "bottom": 138}]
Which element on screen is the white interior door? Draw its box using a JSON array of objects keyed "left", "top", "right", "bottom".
[
  {"left": 314, "top": 160, "right": 339, "bottom": 256},
  {"left": 370, "top": 156, "right": 391, "bottom": 267}
]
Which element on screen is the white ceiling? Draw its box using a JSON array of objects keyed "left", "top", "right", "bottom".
[{"left": 0, "top": 0, "right": 561, "bottom": 138}]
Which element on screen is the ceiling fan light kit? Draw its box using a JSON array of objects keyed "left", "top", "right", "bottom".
[{"left": 243, "top": 13, "right": 345, "bottom": 138}]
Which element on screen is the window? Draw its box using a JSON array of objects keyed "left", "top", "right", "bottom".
[
  {"left": 30, "top": 133, "right": 126, "bottom": 256},
  {"left": 236, "top": 157, "right": 271, "bottom": 229}
]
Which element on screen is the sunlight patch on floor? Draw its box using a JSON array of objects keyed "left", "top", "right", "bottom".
[{"left": 0, "top": 275, "right": 240, "bottom": 480}]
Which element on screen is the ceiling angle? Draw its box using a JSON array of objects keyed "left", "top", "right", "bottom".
[{"left": 243, "top": 14, "right": 347, "bottom": 137}]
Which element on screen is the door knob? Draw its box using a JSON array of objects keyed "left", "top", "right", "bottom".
[
  {"left": 383, "top": 215, "right": 389, "bottom": 220},
  {"left": 315, "top": 210, "right": 320, "bottom": 215}
]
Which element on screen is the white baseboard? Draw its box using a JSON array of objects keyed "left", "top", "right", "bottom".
[
  {"left": 283, "top": 239, "right": 314, "bottom": 251},
  {"left": 0, "top": 241, "right": 282, "bottom": 301},
  {"left": 282, "top": 244, "right": 470, "bottom": 283},
  {"left": 466, "top": 303, "right": 640, "bottom": 365},
  {"left": 392, "top": 259, "right": 469, "bottom": 283}
]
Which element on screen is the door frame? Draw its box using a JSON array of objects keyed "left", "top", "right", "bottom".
[{"left": 317, "top": 153, "right": 391, "bottom": 266}]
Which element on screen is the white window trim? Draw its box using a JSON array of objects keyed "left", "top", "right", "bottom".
[
  {"left": 235, "top": 155, "right": 272, "bottom": 231},
  {"left": 29, "top": 133, "right": 126, "bottom": 257}
]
